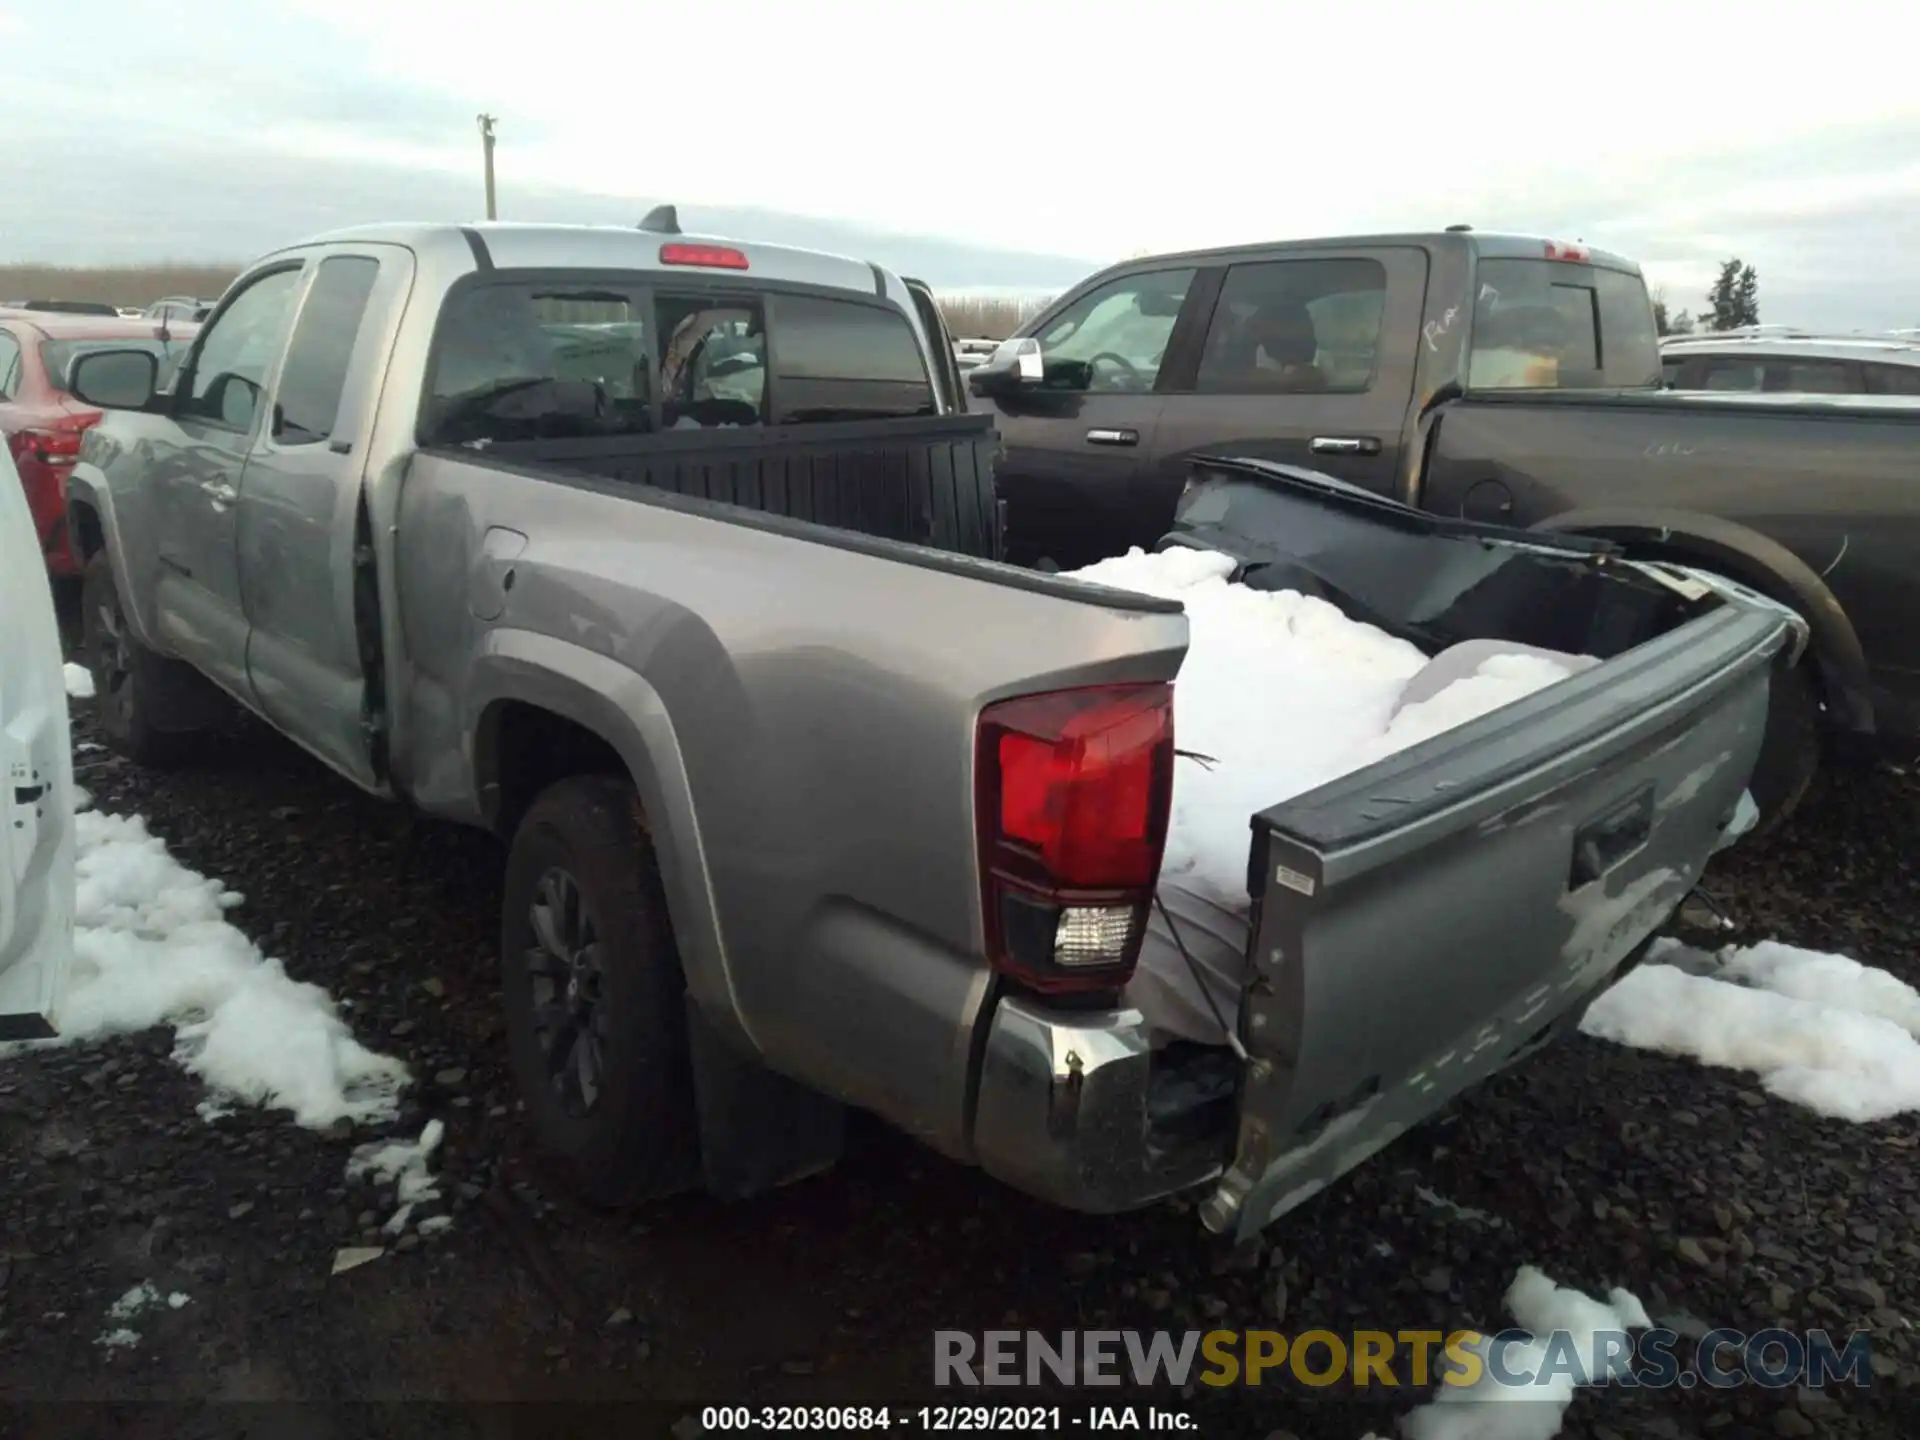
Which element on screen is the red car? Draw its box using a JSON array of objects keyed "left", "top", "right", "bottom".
[{"left": 0, "top": 314, "right": 198, "bottom": 578}]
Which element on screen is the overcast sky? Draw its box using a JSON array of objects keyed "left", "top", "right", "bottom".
[{"left": 5, "top": 0, "right": 1918, "bottom": 326}]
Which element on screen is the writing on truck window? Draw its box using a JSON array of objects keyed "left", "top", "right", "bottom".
[{"left": 1468, "top": 259, "right": 1660, "bottom": 391}]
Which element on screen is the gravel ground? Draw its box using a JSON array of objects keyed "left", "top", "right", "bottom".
[{"left": 3, "top": 674, "right": 1917, "bottom": 1439}]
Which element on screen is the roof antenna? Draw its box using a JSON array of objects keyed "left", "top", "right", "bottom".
[{"left": 637, "top": 204, "right": 681, "bottom": 235}]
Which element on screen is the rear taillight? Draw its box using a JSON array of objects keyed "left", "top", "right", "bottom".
[
  {"left": 975, "top": 683, "right": 1174, "bottom": 995},
  {"left": 1543, "top": 240, "right": 1590, "bottom": 264},
  {"left": 8, "top": 416, "right": 96, "bottom": 467}
]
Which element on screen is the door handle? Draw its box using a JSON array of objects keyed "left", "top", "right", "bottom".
[
  {"left": 1569, "top": 786, "right": 1655, "bottom": 891},
  {"left": 1085, "top": 428, "right": 1139, "bottom": 447},
  {"left": 200, "top": 480, "right": 238, "bottom": 504},
  {"left": 1310, "top": 436, "right": 1382, "bottom": 457}
]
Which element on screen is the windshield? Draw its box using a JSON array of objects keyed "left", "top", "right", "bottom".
[
  {"left": 1467, "top": 259, "right": 1661, "bottom": 391},
  {"left": 41, "top": 337, "right": 193, "bottom": 394}
]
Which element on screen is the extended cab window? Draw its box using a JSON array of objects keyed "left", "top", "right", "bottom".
[
  {"left": 1195, "top": 258, "right": 1386, "bottom": 394},
  {"left": 771, "top": 294, "right": 934, "bottom": 423},
  {"left": 1468, "top": 259, "right": 1660, "bottom": 390},
  {"left": 425, "top": 282, "right": 655, "bottom": 446},
  {"left": 180, "top": 268, "right": 304, "bottom": 432},
  {"left": 1032, "top": 270, "right": 1195, "bottom": 392},
  {"left": 273, "top": 256, "right": 380, "bottom": 444}
]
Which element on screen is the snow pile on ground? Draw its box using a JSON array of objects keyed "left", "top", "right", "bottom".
[
  {"left": 347, "top": 1119, "right": 447, "bottom": 1236},
  {"left": 20, "top": 808, "right": 410, "bottom": 1129},
  {"left": 1064, "top": 548, "right": 1579, "bottom": 910},
  {"left": 1391, "top": 1265, "right": 1651, "bottom": 1440},
  {"left": 64, "top": 662, "right": 95, "bottom": 699},
  {"left": 94, "top": 1279, "right": 191, "bottom": 1352},
  {"left": 108, "top": 1280, "right": 190, "bottom": 1318},
  {"left": 1582, "top": 938, "right": 1920, "bottom": 1122}
]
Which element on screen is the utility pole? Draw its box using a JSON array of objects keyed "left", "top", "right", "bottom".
[{"left": 477, "top": 114, "right": 498, "bottom": 220}]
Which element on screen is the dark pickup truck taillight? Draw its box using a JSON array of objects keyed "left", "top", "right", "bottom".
[{"left": 975, "top": 683, "right": 1174, "bottom": 995}]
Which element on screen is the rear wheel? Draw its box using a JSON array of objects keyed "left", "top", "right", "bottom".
[
  {"left": 500, "top": 774, "right": 701, "bottom": 1205},
  {"left": 80, "top": 551, "right": 207, "bottom": 767}
]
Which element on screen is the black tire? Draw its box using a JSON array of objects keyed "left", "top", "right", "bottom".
[
  {"left": 80, "top": 551, "right": 203, "bottom": 766},
  {"left": 1746, "top": 658, "right": 1824, "bottom": 836},
  {"left": 500, "top": 774, "right": 700, "bottom": 1206}
]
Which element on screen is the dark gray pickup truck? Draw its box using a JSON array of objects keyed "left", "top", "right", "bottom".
[
  {"left": 62, "top": 221, "right": 1797, "bottom": 1242},
  {"left": 968, "top": 229, "right": 1919, "bottom": 826}
]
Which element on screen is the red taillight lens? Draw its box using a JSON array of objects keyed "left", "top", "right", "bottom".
[
  {"left": 976, "top": 683, "right": 1174, "bottom": 994},
  {"left": 9, "top": 423, "right": 89, "bottom": 466},
  {"left": 1544, "top": 240, "right": 1590, "bottom": 264},
  {"left": 659, "top": 243, "right": 749, "bottom": 270}
]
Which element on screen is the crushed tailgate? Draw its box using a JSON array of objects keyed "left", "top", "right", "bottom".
[{"left": 1200, "top": 597, "right": 1787, "bottom": 1240}]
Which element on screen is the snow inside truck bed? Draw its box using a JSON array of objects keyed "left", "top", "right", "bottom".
[{"left": 1060, "top": 547, "right": 1598, "bottom": 1048}]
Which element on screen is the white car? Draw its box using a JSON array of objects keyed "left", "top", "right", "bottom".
[{"left": 0, "top": 445, "right": 75, "bottom": 1038}]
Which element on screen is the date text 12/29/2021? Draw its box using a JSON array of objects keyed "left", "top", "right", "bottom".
[{"left": 697, "top": 1405, "right": 1199, "bottom": 1432}]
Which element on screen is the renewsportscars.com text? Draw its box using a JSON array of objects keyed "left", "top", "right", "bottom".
[{"left": 934, "top": 1327, "right": 1874, "bottom": 1391}]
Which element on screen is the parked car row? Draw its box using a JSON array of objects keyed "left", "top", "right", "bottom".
[{"left": 0, "top": 309, "right": 199, "bottom": 577}]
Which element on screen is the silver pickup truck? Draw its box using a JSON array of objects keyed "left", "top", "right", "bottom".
[{"left": 63, "top": 221, "right": 1799, "bottom": 1242}]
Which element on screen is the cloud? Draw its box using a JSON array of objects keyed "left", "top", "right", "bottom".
[
  {"left": 8, "top": 0, "right": 1920, "bottom": 326},
  {"left": 0, "top": 138, "right": 1097, "bottom": 290}
]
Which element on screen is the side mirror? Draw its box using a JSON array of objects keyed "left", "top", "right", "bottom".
[
  {"left": 67, "top": 349, "right": 159, "bottom": 411},
  {"left": 966, "top": 336, "right": 1044, "bottom": 400}
]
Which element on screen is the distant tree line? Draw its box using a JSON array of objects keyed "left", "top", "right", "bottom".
[{"left": 1655, "top": 257, "right": 1762, "bottom": 336}]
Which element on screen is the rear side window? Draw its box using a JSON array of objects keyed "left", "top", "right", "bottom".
[
  {"left": 1468, "top": 260, "right": 1661, "bottom": 390},
  {"left": 1195, "top": 258, "right": 1387, "bottom": 394},
  {"left": 273, "top": 257, "right": 380, "bottom": 444},
  {"left": 1766, "top": 360, "right": 1856, "bottom": 395},
  {"left": 771, "top": 294, "right": 934, "bottom": 423},
  {"left": 1696, "top": 357, "right": 1764, "bottom": 391},
  {"left": 1866, "top": 362, "right": 1920, "bottom": 396}
]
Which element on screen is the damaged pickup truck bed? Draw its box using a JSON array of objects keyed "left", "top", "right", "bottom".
[{"left": 63, "top": 222, "right": 1799, "bottom": 1240}]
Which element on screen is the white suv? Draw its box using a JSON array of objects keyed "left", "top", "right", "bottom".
[
  {"left": 1661, "top": 329, "right": 1920, "bottom": 395},
  {"left": 0, "top": 445, "right": 75, "bottom": 1038}
]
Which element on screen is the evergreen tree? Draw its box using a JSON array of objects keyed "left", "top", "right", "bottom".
[{"left": 1706, "top": 259, "right": 1761, "bottom": 330}]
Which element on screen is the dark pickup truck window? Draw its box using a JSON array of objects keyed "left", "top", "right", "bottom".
[
  {"left": 1195, "top": 258, "right": 1387, "bottom": 395},
  {"left": 1468, "top": 260, "right": 1660, "bottom": 390}
]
